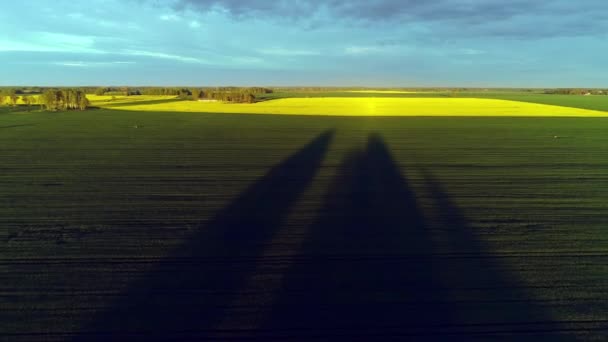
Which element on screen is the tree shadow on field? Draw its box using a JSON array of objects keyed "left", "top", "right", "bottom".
[
  {"left": 261, "top": 134, "right": 567, "bottom": 340},
  {"left": 261, "top": 134, "right": 455, "bottom": 339},
  {"left": 0, "top": 124, "right": 36, "bottom": 129},
  {"left": 77, "top": 130, "right": 334, "bottom": 341}
]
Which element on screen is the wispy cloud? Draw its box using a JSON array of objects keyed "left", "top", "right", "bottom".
[
  {"left": 258, "top": 48, "right": 321, "bottom": 56},
  {"left": 38, "top": 32, "right": 97, "bottom": 51},
  {"left": 160, "top": 14, "right": 180, "bottom": 21},
  {"left": 121, "top": 50, "right": 206, "bottom": 64},
  {"left": 0, "top": 32, "right": 102, "bottom": 54},
  {"left": 54, "top": 61, "right": 88, "bottom": 67},
  {"left": 344, "top": 46, "right": 385, "bottom": 55},
  {"left": 53, "top": 61, "right": 136, "bottom": 67},
  {"left": 459, "top": 49, "right": 486, "bottom": 56}
]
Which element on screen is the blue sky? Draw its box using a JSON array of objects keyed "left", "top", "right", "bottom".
[{"left": 1, "top": 0, "right": 607, "bottom": 87}]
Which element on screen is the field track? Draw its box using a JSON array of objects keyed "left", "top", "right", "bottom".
[{"left": 2, "top": 109, "right": 608, "bottom": 340}]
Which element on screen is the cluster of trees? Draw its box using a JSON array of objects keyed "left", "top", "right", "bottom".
[
  {"left": 205, "top": 87, "right": 272, "bottom": 95},
  {"left": 140, "top": 87, "right": 190, "bottom": 96},
  {"left": 94, "top": 86, "right": 272, "bottom": 103},
  {"left": 191, "top": 87, "right": 272, "bottom": 103},
  {"left": 0, "top": 88, "right": 39, "bottom": 107},
  {"left": 0, "top": 87, "right": 90, "bottom": 110},
  {"left": 40, "top": 89, "right": 89, "bottom": 111},
  {"left": 544, "top": 89, "right": 608, "bottom": 95},
  {"left": 93, "top": 87, "right": 194, "bottom": 96},
  {"left": 95, "top": 87, "right": 142, "bottom": 96},
  {"left": 21, "top": 95, "right": 36, "bottom": 106},
  {"left": 135, "top": 87, "right": 272, "bottom": 102},
  {"left": 95, "top": 87, "right": 205, "bottom": 97},
  {"left": 198, "top": 90, "right": 255, "bottom": 103},
  {"left": 1, "top": 86, "right": 275, "bottom": 109},
  {"left": 0, "top": 89, "right": 20, "bottom": 106}
]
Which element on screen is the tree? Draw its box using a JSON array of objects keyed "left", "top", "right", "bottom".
[
  {"left": 95, "top": 87, "right": 106, "bottom": 96},
  {"left": 178, "top": 88, "right": 191, "bottom": 99},
  {"left": 77, "top": 91, "right": 89, "bottom": 110},
  {"left": 0, "top": 93, "right": 5, "bottom": 106},
  {"left": 191, "top": 89, "right": 202, "bottom": 101},
  {"left": 41, "top": 89, "right": 61, "bottom": 111},
  {"left": 40, "top": 89, "right": 88, "bottom": 111},
  {"left": 9, "top": 90, "right": 18, "bottom": 106},
  {"left": 195, "top": 87, "right": 263, "bottom": 103},
  {"left": 63, "top": 89, "right": 74, "bottom": 110},
  {"left": 244, "top": 94, "right": 256, "bottom": 103}
]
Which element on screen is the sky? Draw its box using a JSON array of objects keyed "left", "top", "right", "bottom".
[{"left": 1, "top": 0, "right": 607, "bottom": 87}]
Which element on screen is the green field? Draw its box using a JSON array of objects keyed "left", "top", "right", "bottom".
[
  {"left": 480, "top": 93, "right": 608, "bottom": 112},
  {"left": 2, "top": 103, "right": 608, "bottom": 340}
]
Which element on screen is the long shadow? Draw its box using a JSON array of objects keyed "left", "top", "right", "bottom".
[
  {"left": 0, "top": 124, "right": 36, "bottom": 129},
  {"left": 78, "top": 130, "right": 334, "bottom": 340},
  {"left": 0, "top": 105, "right": 40, "bottom": 114},
  {"left": 261, "top": 134, "right": 455, "bottom": 339},
  {"left": 261, "top": 135, "right": 568, "bottom": 340},
  {"left": 420, "top": 171, "right": 570, "bottom": 340}
]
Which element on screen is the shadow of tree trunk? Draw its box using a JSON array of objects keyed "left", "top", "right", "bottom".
[{"left": 76, "top": 130, "right": 334, "bottom": 341}]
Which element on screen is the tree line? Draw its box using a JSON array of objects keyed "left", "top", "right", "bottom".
[
  {"left": 40, "top": 89, "right": 90, "bottom": 111},
  {"left": 544, "top": 89, "right": 608, "bottom": 95},
  {"left": 195, "top": 87, "right": 272, "bottom": 103},
  {"left": 93, "top": 86, "right": 272, "bottom": 103},
  {"left": 94, "top": 87, "right": 185, "bottom": 96},
  {"left": 0, "top": 86, "right": 275, "bottom": 110},
  {"left": 0, "top": 88, "right": 39, "bottom": 107},
  {"left": 0, "top": 88, "right": 21, "bottom": 106}
]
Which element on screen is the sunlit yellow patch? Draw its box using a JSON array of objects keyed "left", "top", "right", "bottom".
[
  {"left": 100, "top": 97, "right": 608, "bottom": 117},
  {"left": 345, "top": 90, "right": 424, "bottom": 94}
]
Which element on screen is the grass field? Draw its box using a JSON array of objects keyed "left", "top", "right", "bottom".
[
  {"left": 482, "top": 93, "right": 608, "bottom": 112},
  {"left": 98, "top": 96, "right": 608, "bottom": 117},
  {"left": 2, "top": 104, "right": 608, "bottom": 340}
]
